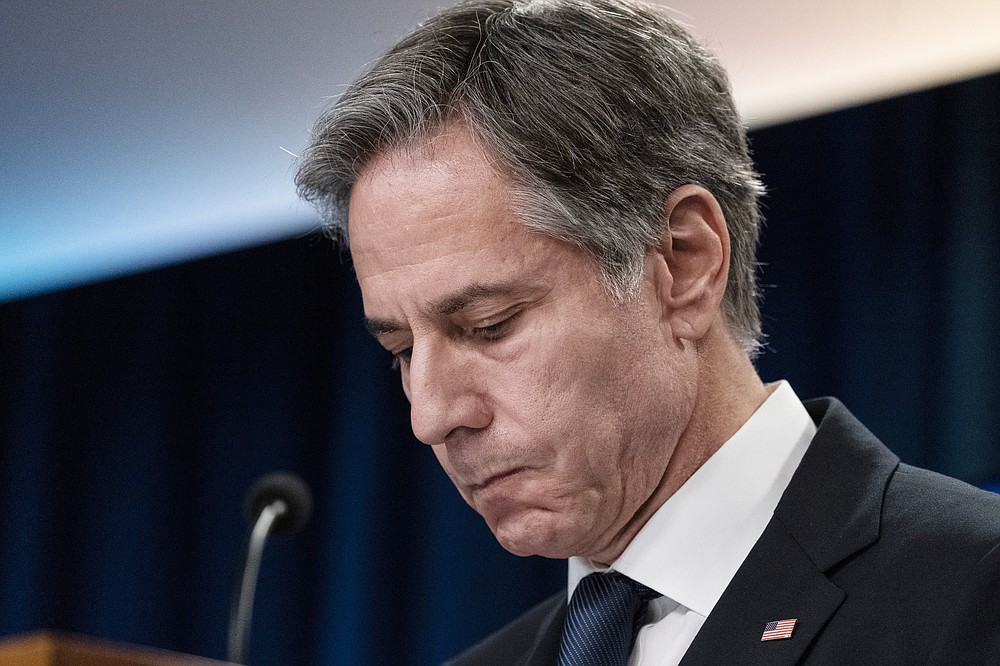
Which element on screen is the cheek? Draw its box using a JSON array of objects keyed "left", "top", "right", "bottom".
[
  {"left": 491, "top": 312, "right": 631, "bottom": 441},
  {"left": 508, "top": 324, "right": 635, "bottom": 427},
  {"left": 498, "top": 336, "right": 628, "bottom": 474}
]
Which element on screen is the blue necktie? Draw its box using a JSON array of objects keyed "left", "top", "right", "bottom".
[{"left": 557, "top": 571, "right": 661, "bottom": 666}]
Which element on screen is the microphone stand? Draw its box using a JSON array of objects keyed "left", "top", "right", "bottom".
[
  {"left": 228, "top": 499, "right": 287, "bottom": 664},
  {"left": 227, "top": 472, "right": 311, "bottom": 665}
]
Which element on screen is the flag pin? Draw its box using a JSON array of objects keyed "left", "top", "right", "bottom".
[{"left": 761, "top": 618, "right": 797, "bottom": 641}]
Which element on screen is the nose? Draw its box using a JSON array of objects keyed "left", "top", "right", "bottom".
[{"left": 404, "top": 338, "right": 491, "bottom": 445}]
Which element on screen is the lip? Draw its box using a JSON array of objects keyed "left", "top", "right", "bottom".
[{"left": 474, "top": 466, "right": 528, "bottom": 491}]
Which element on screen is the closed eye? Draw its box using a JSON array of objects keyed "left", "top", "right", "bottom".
[
  {"left": 390, "top": 347, "right": 412, "bottom": 370},
  {"left": 388, "top": 311, "right": 521, "bottom": 369},
  {"left": 470, "top": 312, "right": 520, "bottom": 341}
]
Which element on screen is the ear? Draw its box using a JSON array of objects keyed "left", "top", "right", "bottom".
[{"left": 651, "top": 184, "right": 730, "bottom": 342}]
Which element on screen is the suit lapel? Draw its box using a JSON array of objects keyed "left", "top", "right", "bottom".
[
  {"left": 518, "top": 594, "right": 566, "bottom": 666},
  {"left": 681, "top": 398, "right": 899, "bottom": 665},
  {"left": 678, "top": 519, "right": 843, "bottom": 666}
]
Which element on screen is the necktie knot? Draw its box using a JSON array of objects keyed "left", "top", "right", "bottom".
[{"left": 557, "top": 571, "right": 661, "bottom": 666}]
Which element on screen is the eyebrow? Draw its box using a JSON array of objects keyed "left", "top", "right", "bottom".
[
  {"left": 364, "top": 316, "right": 401, "bottom": 337},
  {"left": 429, "top": 282, "right": 518, "bottom": 316},
  {"left": 362, "top": 281, "right": 519, "bottom": 338}
]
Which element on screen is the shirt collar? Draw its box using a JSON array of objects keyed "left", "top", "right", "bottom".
[{"left": 568, "top": 381, "right": 816, "bottom": 616}]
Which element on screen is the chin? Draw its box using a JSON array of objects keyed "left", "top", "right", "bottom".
[{"left": 489, "top": 508, "right": 585, "bottom": 559}]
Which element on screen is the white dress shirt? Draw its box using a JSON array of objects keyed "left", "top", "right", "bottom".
[{"left": 567, "top": 381, "right": 817, "bottom": 665}]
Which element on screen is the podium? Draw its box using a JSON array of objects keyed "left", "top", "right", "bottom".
[{"left": 0, "top": 632, "right": 235, "bottom": 666}]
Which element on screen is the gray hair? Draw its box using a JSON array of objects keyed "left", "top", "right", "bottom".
[{"left": 296, "top": 0, "right": 765, "bottom": 355}]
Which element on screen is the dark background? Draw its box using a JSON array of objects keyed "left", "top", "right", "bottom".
[{"left": 1, "top": 72, "right": 998, "bottom": 664}]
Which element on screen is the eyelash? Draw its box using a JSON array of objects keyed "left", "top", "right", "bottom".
[
  {"left": 470, "top": 314, "right": 517, "bottom": 340},
  {"left": 388, "top": 313, "right": 520, "bottom": 370},
  {"left": 390, "top": 349, "right": 411, "bottom": 371}
]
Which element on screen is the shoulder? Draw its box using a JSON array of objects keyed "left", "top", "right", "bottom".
[
  {"left": 881, "top": 462, "right": 1000, "bottom": 560},
  {"left": 822, "top": 465, "right": 1000, "bottom": 660},
  {"left": 774, "top": 398, "right": 1000, "bottom": 660},
  {"left": 443, "top": 590, "right": 566, "bottom": 666},
  {"left": 801, "top": 396, "right": 1000, "bottom": 569}
]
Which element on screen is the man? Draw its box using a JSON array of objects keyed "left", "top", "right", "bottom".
[{"left": 295, "top": 0, "right": 1000, "bottom": 663}]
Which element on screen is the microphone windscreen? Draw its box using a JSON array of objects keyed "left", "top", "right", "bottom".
[{"left": 244, "top": 472, "right": 313, "bottom": 536}]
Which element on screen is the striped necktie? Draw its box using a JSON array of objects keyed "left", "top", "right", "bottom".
[{"left": 557, "top": 571, "right": 661, "bottom": 666}]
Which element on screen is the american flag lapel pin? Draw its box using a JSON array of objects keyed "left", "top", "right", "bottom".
[{"left": 761, "top": 618, "right": 797, "bottom": 641}]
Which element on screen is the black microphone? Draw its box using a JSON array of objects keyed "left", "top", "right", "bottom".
[{"left": 228, "top": 472, "right": 313, "bottom": 664}]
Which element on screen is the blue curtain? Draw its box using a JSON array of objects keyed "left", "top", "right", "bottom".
[
  {"left": 1, "top": 72, "right": 998, "bottom": 664},
  {"left": 752, "top": 71, "right": 1000, "bottom": 482}
]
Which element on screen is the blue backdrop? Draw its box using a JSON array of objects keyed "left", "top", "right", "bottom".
[{"left": 1, "top": 72, "right": 998, "bottom": 664}]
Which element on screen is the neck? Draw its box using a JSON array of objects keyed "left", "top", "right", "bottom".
[
  {"left": 591, "top": 323, "right": 769, "bottom": 566},
  {"left": 667, "top": 326, "right": 770, "bottom": 491}
]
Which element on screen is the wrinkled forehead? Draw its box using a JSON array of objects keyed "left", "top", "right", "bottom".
[
  {"left": 355, "top": 120, "right": 507, "bottom": 195},
  {"left": 348, "top": 126, "right": 519, "bottom": 247},
  {"left": 348, "top": 128, "right": 528, "bottom": 270}
]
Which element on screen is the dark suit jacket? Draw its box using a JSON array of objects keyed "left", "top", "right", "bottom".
[{"left": 444, "top": 398, "right": 1000, "bottom": 665}]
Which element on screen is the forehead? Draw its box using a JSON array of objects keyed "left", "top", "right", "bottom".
[
  {"left": 347, "top": 128, "right": 537, "bottom": 279},
  {"left": 344, "top": 125, "right": 614, "bottom": 336},
  {"left": 352, "top": 127, "right": 501, "bottom": 208}
]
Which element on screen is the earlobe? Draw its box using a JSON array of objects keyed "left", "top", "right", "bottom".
[{"left": 654, "top": 185, "right": 731, "bottom": 342}]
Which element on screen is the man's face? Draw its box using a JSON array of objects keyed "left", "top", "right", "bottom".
[{"left": 349, "top": 128, "right": 698, "bottom": 562}]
